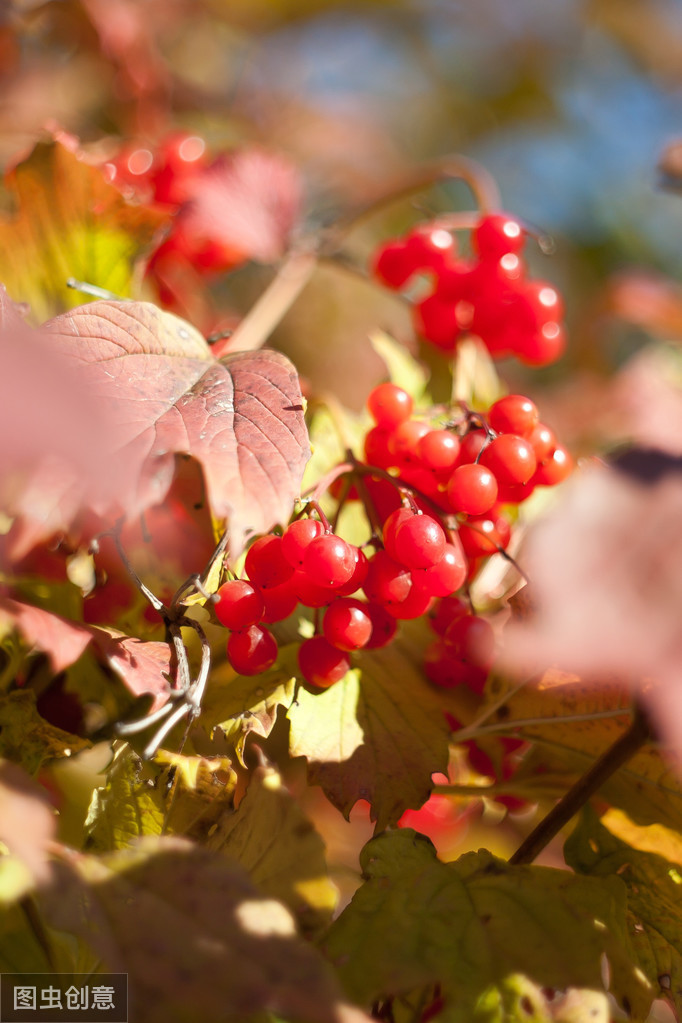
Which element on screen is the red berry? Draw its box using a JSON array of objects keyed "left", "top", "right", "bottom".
[
  {"left": 529, "top": 422, "right": 556, "bottom": 462},
  {"left": 385, "top": 585, "right": 434, "bottom": 620},
  {"left": 517, "top": 322, "right": 566, "bottom": 366},
  {"left": 533, "top": 445, "right": 573, "bottom": 486},
  {"left": 389, "top": 419, "right": 431, "bottom": 463},
  {"left": 364, "top": 426, "right": 394, "bottom": 468},
  {"left": 382, "top": 507, "right": 415, "bottom": 562},
  {"left": 479, "top": 434, "right": 537, "bottom": 486},
  {"left": 405, "top": 226, "right": 455, "bottom": 271},
  {"left": 227, "top": 625, "right": 278, "bottom": 675},
  {"left": 245, "top": 535, "right": 294, "bottom": 590},
  {"left": 411, "top": 541, "right": 467, "bottom": 597},
  {"left": 362, "top": 550, "right": 412, "bottom": 606},
  {"left": 367, "top": 383, "right": 414, "bottom": 428},
  {"left": 418, "top": 429, "right": 460, "bottom": 472},
  {"left": 298, "top": 636, "right": 351, "bottom": 689},
  {"left": 444, "top": 614, "right": 495, "bottom": 670},
  {"left": 413, "top": 292, "right": 459, "bottom": 351},
  {"left": 393, "top": 512, "right": 447, "bottom": 569},
  {"left": 335, "top": 546, "right": 370, "bottom": 596},
  {"left": 488, "top": 394, "right": 539, "bottom": 439},
  {"left": 473, "top": 213, "right": 524, "bottom": 259},
  {"left": 429, "top": 596, "right": 469, "bottom": 636},
  {"left": 363, "top": 602, "right": 398, "bottom": 649},
  {"left": 447, "top": 463, "right": 498, "bottom": 515},
  {"left": 259, "top": 579, "right": 298, "bottom": 623},
  {"left": 292, "top": 570, "right": 336, "bottom": 608},
  {"left": 457, "top": 429, "right": 488, "bottom": 464},
  {"left": 215, "top": 580, "right": 265, "bottom": 630},
  {"left": 323, "top": 598, "right": 373, "bottom": 651},
  {"left": 302, "top": 534, "right": 357, "bottom": 587},
  {"left": 372, "top": 240, "right": 415, "bottom": 289},
  {"left": 151, "top": 132, "right": 207, "bottom": 205},
  {"left": 281, "top": 518, "right": 325, "bottom": 568},
  {"left": 458, "top": 512, "right": 511, "bottom": 557}
]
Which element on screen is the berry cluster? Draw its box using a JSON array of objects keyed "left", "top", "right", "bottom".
[
  {"left": 372, "top": 214, "right": 565, "bottom": 365},
  {"left": 363, "top": 383, "right": 572, "bottom": 579}
]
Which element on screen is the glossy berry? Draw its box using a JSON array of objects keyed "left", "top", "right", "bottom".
[
  {"left": 393, "top": 512, "right": 446, "bottom": 569},
  {"left": 244, "top": 535, "right": 294, "bottom": 590},
  {"left": 473, "top": 213, "right": 524, "bottom": 259},
  {"left": 417, "top": 429, "right": 460, "bottom": 472},
  {"left": 227, "top": 625, "right": 278, "bottom": 675},
  {"left": 447, "top": 463, "right": 498, "bottom": 515},
  {"left": 372, "top": 240, "right": 415, "bottom": 289},
  {"left": 363, "top": 550, "right": 413, "bottom": 606},
  {"left": 363, "top": 602, "right": 398, "bottom": 649},
  {"left": 479, "top": 434, "right": 537, "bottom": 486},
  {"left": 533, "top": 444, "right": 573, "bottom": 486},
  {"left": 323, "top": 598, "right": 373, "bottom": 651},
  {"left": 367, "top": 383, "right": 414, "bottom": 428},
  {"left": 444, "top": 614, "right": 495, "bottom": 670},
  {"left": 302, "top": 534, "right": 357, "bottom": 587},
  {"left": 382, "top": 507, "right": 415, "bottom": 562},
  {"left": 214, "top": 580, "right": 264, "bottom": 630},
  {"left": 488, "top": 394, "right": 539, "bottom": 439},
  {"left": 298, "top": 636, "right": 351, "bottom": 689},
  {"left": 411, "top": 542, "right": 467, "bottom": 597},
  {"left": 281, "top": 518, "right": 325, "bottom": 568}
]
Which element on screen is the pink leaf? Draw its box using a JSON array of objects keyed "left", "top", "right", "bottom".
[
  {"left": 503, "top": 461, "right": 682, "bottom": 767},
  {"left": 178, "top": 148, "right": 302, "bottom": 264},
  {"left": 43, "top": 300, "right": 310, "bottom": 557},
  {"left": 0, "top": 761, "right": 56, "bottom": 885}
]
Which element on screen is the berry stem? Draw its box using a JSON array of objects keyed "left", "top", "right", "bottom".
[{"left": 508, "top": 703, "right": 652, "bottom": 865}]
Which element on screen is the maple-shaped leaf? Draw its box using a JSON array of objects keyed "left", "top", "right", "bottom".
[
  {"left": 566, "top": 809, "right": 682, "bottom": 1019},
  {"left": 36, "top": 836, "right": 367, "bottom": 1023},
  {"left": 323, "top": 830, "right": 651, "bottom": 1021},
  {"left": 503, "top": 461, "right": 682, "bottom": 770},
  {"left": 178, "top": 147, "right": 302, "bottom": 265},
  {"left": 287, "top": 621, "right": 474, "bottom": 830},
  {"left": 0, "top": 134, "right": 165, "bottom": 322},
  {"left": 43, "top": 300, "right": 310, "bottom": 557}
]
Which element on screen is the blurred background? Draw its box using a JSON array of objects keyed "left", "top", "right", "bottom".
[{"left": 3, "top": 0, "right": 682, "bottom": 450}]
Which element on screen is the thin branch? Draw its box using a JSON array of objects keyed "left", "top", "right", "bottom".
[
  {"left": 509, "top": 705, "right": 652, "bottom": 865},
  {"left": 452, "top": 706, "right": 634, "bottom": 743}
]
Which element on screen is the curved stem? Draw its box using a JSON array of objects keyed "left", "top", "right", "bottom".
[{"left": 509, "top": 705, "right": 652, "bottom": 865}]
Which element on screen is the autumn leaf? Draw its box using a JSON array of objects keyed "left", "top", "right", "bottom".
[
  {"left": 36, "top": 837, "right": 363, "bottom": 1023},
  {"left": 43, "top": 300, "right": 310, "bottom": 556},
  {"left": 480, "top": 667, "right": 682, "bottom": 829},
  {"left": 0, "top": 134, "right": 165, "bottom": 322},
  {"left": 0, "top": 760, "right": 56, "bottom": 886},
  {"left": 287, "top": 621, "right": 475, "bottom": 830},
  {"left": 0, "top": 691, "right": 90, "bottom": 773},
  {"left": 322, "top": 830, "right": 651, "bottom": 1021},
  {"left": 565, "top": 809, "right": 682, "bottom": 1018},
  {"left": 502, "top": 460, "right": 682, "bottom": 769},
  {"left": 204, "top": 764, "right": 337, "bottom": 936}
]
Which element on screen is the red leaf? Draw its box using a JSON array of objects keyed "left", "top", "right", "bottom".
[
  {"left": 178, "top": 148, "right": 302, "bottom": 264},
  {"left": 43, "top": 300, "right": 310, "bottom": 557},
  {"left": 0, "top": 597, "right": 171, "bottom": 708}
]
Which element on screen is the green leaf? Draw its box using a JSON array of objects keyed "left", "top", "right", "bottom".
[
  {"left": 565, "top": 809, "right": 682, "bottom": 1019},
  {"left": 0, "top": 136, "right": 165, "bottom": 322},
  {"left": 323, "top": 829, "right": 649, "bottom": 1019},
  {"left": 204, "top": 764, "right": 337, "bottom": 935},
  {"left": 199, "top": 647, "right": 298, "bottom": 765},
  {"left": 288, "top": 621, "right": 474, "bottom": 830},
  {"left": 0, "top": 691, "right": 90, "bottom": 774},
  {"left": 85, "top": 747, "right": 238, "bottom": 852},
  {"left": 38, "top": 836, "right": 353, "bottom": 1023}
]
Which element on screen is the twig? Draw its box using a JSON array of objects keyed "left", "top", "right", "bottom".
[{"left": 509, "top": 705, "right": 652, "bottom": 865}]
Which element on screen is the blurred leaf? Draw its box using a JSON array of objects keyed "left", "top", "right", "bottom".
[
  {"left": 0, "top": 760, "right": 55, "bottom": 885},
  {"left": 44, "top": 301, "right": 311, "bottom": 557},
  {"left": 288, "top": 622, "right": 476, "bottom": 830},
  {"left": 485, "top": 669, "right": 682, "bottom": 830},
  {"left": 566, "top": 809, "right": 682, "bottom": 1018},
  {"left": 0, "top": 691, "right": 90, "bottom": 773},
  {"left": 470, "top": 975, "right": 610, "bottom": 1023},
  {"left": 0, "top": 135, "right": 165, "bottom": 322},
  {"left": 205, "top": 764, "right": 337, "bottom": 935},
  {"left": 40, "top": 836, "right": 353, "bottom": 1023},
  {"left": 369, "top": 329, "right": 428, "bottom": 400},
  {"left": 323, "top": 829, "right": 649, "bottom": 1020}
]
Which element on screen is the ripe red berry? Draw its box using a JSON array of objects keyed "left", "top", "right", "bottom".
[
  {"left": 323, "top": 598, "right": 373, "bottom": 651},
  {"left": 214, "top": 580, "right": 265, "bottom": 630},
  {"left": 488, "top": 394, "right": 539, "bottom": 439},
  {"left": 444, "top": 614, "right": 495, "bottom": 670},
  {"left": 367, "top": 383, "right": 414, "bottom": 428},
  {"left": 298, "top": 636, "right": 351, "bottom": 689},
  {"left": 363, "top": 550, "right": 413, "bottom": 606},
  {"left": 389, "top": 420, "right": 431, "bottom": 463},
  {"left": 393, "top": 512, "right": 447, "bottom": 569},
  {"left": 473, "top": 213, "right": 524, "bottom": 259},
  {"left": 479, "top": 434, "right": 537, "bottom": 486},
  {"left": 382, "top": 506, "right": 415, "bottom": 562},
  {"left": 302, "top": 534, "right": 357, "bottom": 587},
  {"left": 363, "top": 602, "right": 398, "bottom": 649},
  {"left": 227, "top": 625, "right": 278, "bottom": 676},
  {"left": 245, "top": 535, "right": 294, "bottom": 590},
  {"left": 413, "top": 293, "right": 459, "bottom": 351},
  {"left": 281, "top": 518, "right": 325, "bottom": 568},
  {"left": 411, "top": 541, "right": 467, "bottom": 597},
  {"left": 533, "top": 444, "right": 573, "bottom": 486},
  {"left": 447, "top": 463, "right": 498, "bottom": 515},
  {"left": 417, "top": 429, "right": 460, "bottom": 472},
  {"left": 372, "top": 240, "right": 416, "bottom": 289}
]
